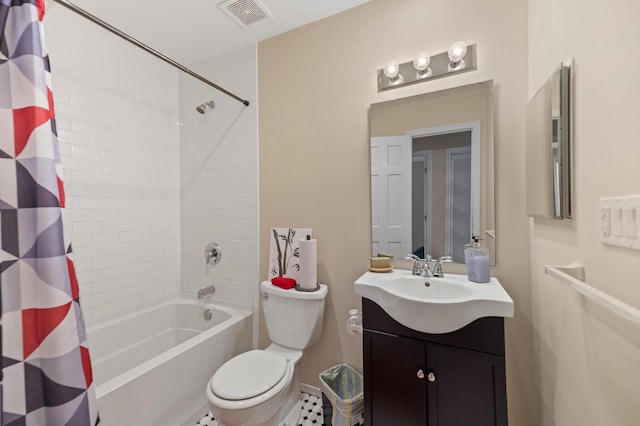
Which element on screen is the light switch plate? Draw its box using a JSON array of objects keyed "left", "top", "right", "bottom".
[
  {"left": 623, "top": 208, "right": 637, "bottom": 239},
  {"left": 600, "top": 207, "right": 611, "bottom": 237},
  {"left": 600, "top": 196, "right": 640, "bottom": 250},
  {"left": 611, "top": 208, "right": 623, "bottom": 237}
]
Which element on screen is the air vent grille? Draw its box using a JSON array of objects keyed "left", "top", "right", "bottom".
[{"left": 221, "top": 0, "right": 271, "bottom": 27}]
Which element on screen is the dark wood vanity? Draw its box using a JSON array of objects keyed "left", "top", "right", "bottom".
[{"left": 362, "top": 298, "right": 508, "bottom": 426}]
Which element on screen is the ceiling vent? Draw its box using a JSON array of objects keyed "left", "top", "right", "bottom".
[{"left": 220, "top": 0, "right": 272, "bottom": 27}]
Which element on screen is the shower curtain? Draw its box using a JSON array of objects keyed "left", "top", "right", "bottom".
[{"left": 0, "top": 0, "right": 99, "bottom": 424}]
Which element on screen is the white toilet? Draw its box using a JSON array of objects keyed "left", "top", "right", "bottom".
[{"left": 206, "top": 281, "right": 328, "bottom": 426}]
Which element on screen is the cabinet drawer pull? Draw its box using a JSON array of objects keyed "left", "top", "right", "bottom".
[
  {"left": 417, "top": 369, "right": 425, "bottom": 379},
  {"left": 427, "top": 372, "right": 436, "bottom": 382}
]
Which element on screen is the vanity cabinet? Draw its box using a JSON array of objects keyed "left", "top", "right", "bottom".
[{"left": 362, "top": 298, "right": 508, "bottom": 426}]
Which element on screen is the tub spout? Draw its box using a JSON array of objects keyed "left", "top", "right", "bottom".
[{"left": 197, "top": 285, "right": 216, "bottom": 299}]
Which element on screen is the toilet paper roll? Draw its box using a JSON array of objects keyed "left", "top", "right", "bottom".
[{"left": 298, "top": 238, "right": 317, "bottom": 290}]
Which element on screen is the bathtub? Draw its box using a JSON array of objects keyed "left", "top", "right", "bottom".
[{"left": 87, "top": 297, "right": 252, "bottom": 426}]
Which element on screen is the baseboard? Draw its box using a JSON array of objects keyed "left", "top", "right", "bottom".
[{"left": 300, "top": 383, "right": 321, "bottom": 397}]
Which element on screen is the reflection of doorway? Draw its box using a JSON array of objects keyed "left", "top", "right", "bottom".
[
  {"left": 408, "top": 121, "right": 479, "bottom": 261},
  {"left": 412, "top": 133, "right": 471, "bottom": 260},
  {"left": 412, "top": 151, "right": 432, "bottom": 258}
]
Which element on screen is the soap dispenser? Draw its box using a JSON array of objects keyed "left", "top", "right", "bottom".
[
  {"left": 463, "top": 237, "right": 477, "bottom": 266},
  {"left": 465, "top": 237, "right": 490, "bottom": 283},
  {"left": 464, "top": 237, "right": 478, "bottom": 280}
]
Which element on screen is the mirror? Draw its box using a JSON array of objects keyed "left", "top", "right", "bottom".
[
  {"left": 370, "top": 80, "right": 495, "bottom": 265},
  {"left": 525, "top": 63, "right": 572, "bottom": 219}
]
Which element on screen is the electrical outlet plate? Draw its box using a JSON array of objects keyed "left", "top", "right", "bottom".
[{"left": 599, "top": 196, "right": 640, "bottom": 250}]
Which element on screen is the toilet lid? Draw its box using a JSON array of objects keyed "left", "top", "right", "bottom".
[{"left": 211, "top": 350, "right": 288, "bottom": 400}]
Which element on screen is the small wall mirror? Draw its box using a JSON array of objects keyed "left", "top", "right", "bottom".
[
  {"left": 370, "top": 80, "right": 495, "bottom": 265},
  {"left": 526, "top": 63, "right": 572, "bottom": 219}
]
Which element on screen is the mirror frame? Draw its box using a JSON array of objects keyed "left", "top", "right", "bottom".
[{"left": 370, "top": 80, "right": 496, "bottom": 265}]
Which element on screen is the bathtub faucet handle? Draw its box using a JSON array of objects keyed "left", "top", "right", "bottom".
[
  {"left": 197, "top": 285, "right": 216, "bottom": 299},
  {"left": 204, "top": 242, "right": 221, "bottom": 265}
]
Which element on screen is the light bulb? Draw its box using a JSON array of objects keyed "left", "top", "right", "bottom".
[
  {"left": 383, "top": 60, "right": 404, "bottom": 85},
  {"left": 448, "top": 41, "right": 467, "bottom": 64},
  {"left": 413, "top": 52, "right": 430, "bottom": 71},
  {"left": 383, "top": 61, "right": 400, "bottom": 79},
  {"left": 413, "top": 52, "right": 432, "bottom": 79},
  {"left": 448, "top": 41, "right": 468, "bottom": 71}
]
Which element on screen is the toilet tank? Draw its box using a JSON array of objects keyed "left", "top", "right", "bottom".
[{"left": 261, "top": 281, "right": 328, "bottom": 350}]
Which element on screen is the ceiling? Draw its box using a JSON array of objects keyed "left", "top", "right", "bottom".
[{"left": 52, "top": 0, "right": 370, "bottom": 65}]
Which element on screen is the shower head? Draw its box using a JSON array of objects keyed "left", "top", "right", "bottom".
[{"left": 196, "top": 101, "right": 215, "bottom": 114}]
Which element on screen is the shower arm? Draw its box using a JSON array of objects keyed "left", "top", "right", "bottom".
[{"left": 53, "top": 0, "right": 250, "bottom": 107}]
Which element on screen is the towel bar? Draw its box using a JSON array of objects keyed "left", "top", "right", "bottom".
[{"left": 544, "top": 263, "right": 640, "bottom": 325}]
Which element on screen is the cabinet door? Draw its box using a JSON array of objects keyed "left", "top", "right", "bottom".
[
  {"left": 426, "top": 343, "right": 507, "bottom": 426},
  {"left": 364, "top": 331, "right": 427, "bottom": 426}
]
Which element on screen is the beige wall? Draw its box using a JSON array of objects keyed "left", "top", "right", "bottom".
[
  {"left": 258, "top": 0, "right": 536, "bottom": 424},
  {"left": 529, "top": 0, "right": 640, "bottom": 424}
]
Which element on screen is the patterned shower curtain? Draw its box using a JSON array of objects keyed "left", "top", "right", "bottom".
[{"left": 0, "top": 0, "right": 99, "bottom": 424}]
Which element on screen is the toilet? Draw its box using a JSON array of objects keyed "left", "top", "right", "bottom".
[{"left": 206, "top": 281, "right": 328, "bottom": 426}]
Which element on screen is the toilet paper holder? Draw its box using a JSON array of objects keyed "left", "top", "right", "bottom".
[{"left": 347, "top": 308, "right": 363, "bottom": 336}]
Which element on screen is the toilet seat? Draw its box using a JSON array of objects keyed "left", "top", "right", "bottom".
[
  {"left": 207, "top": 350, "right": 294, "bottom": 411},
  {"left": 211, "top": 350, "right": 287, "bottom": 400}
]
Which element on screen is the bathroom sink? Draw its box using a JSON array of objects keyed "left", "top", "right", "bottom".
[{"left": 354, "top": 269, "right": 514, "bottom": 334}]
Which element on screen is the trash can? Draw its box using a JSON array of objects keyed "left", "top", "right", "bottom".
[{"left": 319, "top": 363, "right": 364, "bottom": 426}]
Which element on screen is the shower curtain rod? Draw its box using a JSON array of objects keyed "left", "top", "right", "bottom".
[{"left": 53, "top": 0, "right": 250, "bottom": 107}]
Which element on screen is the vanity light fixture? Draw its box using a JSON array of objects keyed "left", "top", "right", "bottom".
[
  {"left": 383, "top": 61, "right": 404, "bottom": 85},
  {"left": 413, "top": 52, "right": 432, "bottom": 79},
  {"left": 447, "top": 41, "right": 468, "bottom": 71},
  {"left": 377, "top": 43, "right": 477, "bottom": 92}
]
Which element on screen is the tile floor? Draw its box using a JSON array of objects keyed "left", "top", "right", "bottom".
[{"left": 195, "top": 392, "right": 325, "bottom": 426}]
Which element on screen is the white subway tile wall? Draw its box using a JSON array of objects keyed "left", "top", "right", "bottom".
[
  {"left": 179, "top": 47, "right": 260, "bottom": 346},
  {"left": 46, "top": 8, "right": 182, "bottom": 323}
]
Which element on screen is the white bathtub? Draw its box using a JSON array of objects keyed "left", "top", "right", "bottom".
[{"left": 87, "top": 297, "right": 252, "bottom": 426}]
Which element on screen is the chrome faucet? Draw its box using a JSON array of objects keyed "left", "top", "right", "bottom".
[
  {"left": 432, "top": 256, "right": 452, "bottom": 277},
  {"left": 405, "top": 254, "right": 433, "bottom": 277},
  {"left": 197, "top": 285, "right": 216, "bottom": 299}
]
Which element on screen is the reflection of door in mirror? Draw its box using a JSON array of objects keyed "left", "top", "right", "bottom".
[
  {"left": 371, "top": 135, "right": 412, "bottom": 257},
  {"left": 370, "top": 81, "right": 495, "bottom": 265}
]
